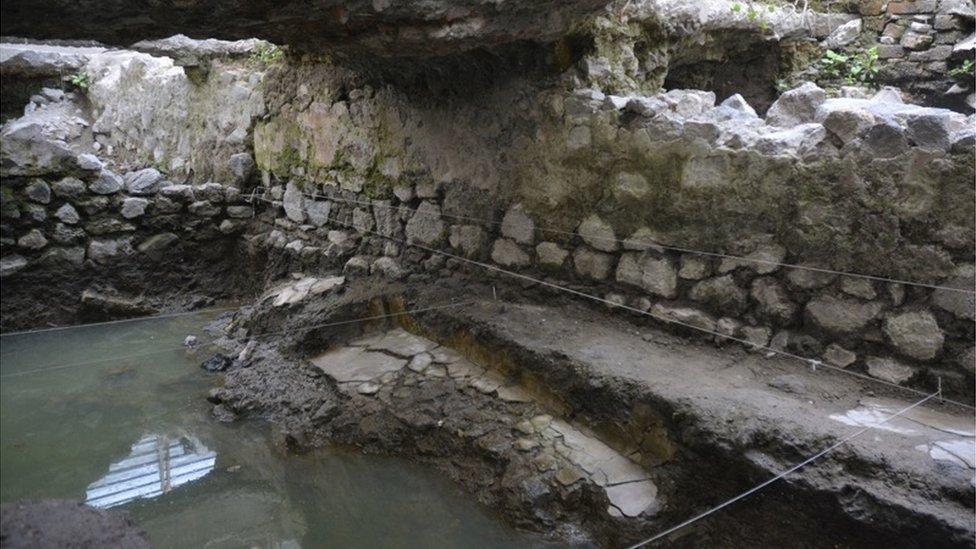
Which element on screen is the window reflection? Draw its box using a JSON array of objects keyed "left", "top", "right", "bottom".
[{"left": 86, "top": 433, "right": 217, "bottom": 508}]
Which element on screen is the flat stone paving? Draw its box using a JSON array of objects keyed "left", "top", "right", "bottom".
[{"left": 308, "top": 327, "right": 660, "bottom": 519}]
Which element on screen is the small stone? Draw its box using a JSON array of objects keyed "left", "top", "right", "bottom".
[
  {"left": 516, "top": 438, "right": 539, "bottom": 452},
  {"left": 357, "top": 382, "right": 381, "bottom": 395},
  {"left": 718, "top": 243, "right": 786, "bottom": 275},
  {"left": 555, "top": 466, "right": 585, "bottom": 486},
  {"left": 54, "top": 203, "right": 80, "bottom": 224},
  {"left": 689, "top": 275, "right": 747, "bottom": 314},
  {"left": 491, "top": 239, "right": 530, "bottom": 267},
  {"left": 159, "top": 184, "right": 194, "bottom": 202},
  {"left": 500, "top": 204, "right": 535, "bottom": 245},
  {"left": 840, "top": 278, "right": 877, "bottom": 299},
  {"left": 750, "top": 278, "right": 796, "bottom": 322},
  {"left": 533, "top": 453, "right": 557, "bottom": 472},
  {"left": 17, "top": 229, "right": 47, "bottom": 250},
  {"left": 823, "top": 344, "right": 856, "bottom": 368},
  {"left": 612, "top": 172, "right": 651, "bottom": 201},
  {"left": 137, "top": 233, "right": 179, "bottom": 258},
  {"left": 123, "top": 168, "right": 163, "bottom": 195},
  {"left": 305, "top": 200, "right": 331, "bottom": 226},
  {"left": 183, "top": 335, "right": 199, "bottom": 347},
  {"left": 25, "top": 179, "right": 51, "bottom": 204},
  {"left": 536, "top": 241, "right": 568, "bottom": 268},
  {"left": 120, "top": 197, "right": 149, "bottom": 219},
  {"left": 766, "top": 82, "right": 827, "bottom": 128},
  {"left": 226, "top": 205, "right": 255, "bottom": 219},
  {"left": 719, "top": 93, "right": 758, "bottom": 118},
  {"left": 228, "top": 152, "right": 255, "bottom": 183},
  {"left": 282, "top": 181, "right": 305, "bottom": 223},
  {"left": 860, "top": 123, "right": 909, "bottom": 159},
  {"left": 883, "top": 311, "right": 944, "bottom": 361},
  {"left": 52, "top": 176, "right": 86, "bottom": 198},
  {"left": 52, "top": 223, "right": 85, "bottom": 244},
  {"left": 573, "top": 246, "right": 614, "bottom": 280},
  {"left": 448, "top": 225, "right": 485, "bottom": 258},
  {"left": 371, "top": 257, "right": 404, "bottom": 279},
  {"left": 39, "top": 247, "right": 85, "bottom": 267},
  {"left": 515, "top": 420, "right": 535, "bottom": 435},
  {"left": 786, "top": 264, "right": 836, "bottom": 289},
  {"left": 805, "top": 296, "right": 883, "bottom": 334},
  {"left": 407, "top": 353, "right": 432, "bottom": 373},
  {"left": 0, "top": 255, "right": 28, "bottom": 277},
  {"left": 866, "top": 357, "right": 916, "bottom": 385},
  {"left": 822, "top": 18, "right": 862, "bottom": 48},
  {"left": 577, "top": 214, "right": 617, "bottom": 252},
  {"left": 201, "top": 353, "right": 233, "bottom": 372},
  {"left": 622, "top": 227, "right": 662, "bottom": 252},
  {"left": 678, "top": 256, "right": 711, "bottom": 280},
  {"left": 343, "top": 256, "right": 370, "bottom": 276},
  {"left": 405, "top": 201, "right": 445, "bottom": 245},
  {"left": 567, "top": 126, "right": 591, "bottom": 150},
  {"left": 189, "top": 200, "right": 220, "bottom": 217},
  {"left": 89, "top": 169, "right": 124, "bottom": 194},
  {"left": 641, "top": 257, "right": 677, "bottom": 299},
  {"left": 716, "top": 317, "right": 742, "bottom": 338},
  {"left": 393, "top": 183, "right": 414, "bottom": 203},
  {"left": 740, "top": 326, "right": 772, "bottom": 349},
  {"left": 650, "top": 304, "right": 716, "bottom": 332},
  {"left": 530, "top": 415, "right": 552, "bottom": 430},
  {"left": 76, "top": 153, "right": 104, "bottom": 171}
]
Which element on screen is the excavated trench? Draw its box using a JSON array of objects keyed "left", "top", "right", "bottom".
[{"left": 200, "top": 278, "right": 976, "bottom": 548}]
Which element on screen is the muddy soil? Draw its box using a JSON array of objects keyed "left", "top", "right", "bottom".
[
  {"left": 0, "top": 500, "right": 151, "bottom": 548},
  {"left": 0, "top": 237, "right": 279, "bottom": 332}
]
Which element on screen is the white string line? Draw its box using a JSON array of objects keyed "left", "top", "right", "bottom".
[
  {"left": 0, "top": 300, "right": 470, "bottom": 379},
  {"left": 267, "top": 195, "right": 974, "bottom": 411},
  {"left": 624, "top": 390, "right": 941, "bottom": 549},
  {"left": 253, "top": 186, "right": 975, "bottom": 295},
  {"left": 0, "top": 306, "right": 241, "bottom": 338}
]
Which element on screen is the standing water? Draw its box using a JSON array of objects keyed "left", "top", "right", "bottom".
[{"left": 0, "top": 312, "right": 554, "bottom": 548}]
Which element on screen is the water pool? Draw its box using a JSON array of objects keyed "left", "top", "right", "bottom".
[{"left": 0, "top": 312, "right": 554, "bottom": 548}]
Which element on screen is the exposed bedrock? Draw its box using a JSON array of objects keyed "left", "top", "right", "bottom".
[{"left": 0, "top": 0, "right": 609, "bottom": 57}]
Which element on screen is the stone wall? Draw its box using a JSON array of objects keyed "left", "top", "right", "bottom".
[
  {"left": 245, "top": 68, "right": 975, "bottom": 397},
  {"left": 833, "top": 0, "right": 975, "bottom": 109},
  {"left": 1, "top": 37, "right": 973, "bottom": 394},
  {"left": 0, "top": 88, "right": 255, "bottom": 327}
]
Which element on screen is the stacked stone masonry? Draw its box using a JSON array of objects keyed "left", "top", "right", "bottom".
[{"left": 1, "top": 36, "right": 973, "bottom": 397}]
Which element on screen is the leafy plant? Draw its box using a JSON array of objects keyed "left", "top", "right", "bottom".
[
  {"left": 66, "top": 71, "right": 90, "bottom": 90},
  {"left": 819, "top": 47, "right": 880, "bottom": 85},
  {"left": 730, "top": 1, "right": 809, "bottom": 32},
  {"left": 949, "top": 58, "right": 975, "bottom": 80},
  {"left": 250, "top": 43, "right": 283, "bottom": 64}
]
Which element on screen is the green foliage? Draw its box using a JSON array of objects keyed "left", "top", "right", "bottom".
[
  {"left": 730, "top": 1, "right": 788, "bottom": 32},
  {"left": 250, "top": 43, "right": 283, "bottom": 64},
  {"left": 66, "top": 71, "right": 90, "bottom": 90},
  {"left": 818, "top": 47, "right": 880, "bottom": 85},
  {"left": 949, "top": 58, "right": 975, "bottom": 80}
]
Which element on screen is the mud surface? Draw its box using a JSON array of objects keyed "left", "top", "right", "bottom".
[
  {"left": 204, "top": 276, "right": 976, "bottom": 548},
  {"left": 0, "top": 499, "right": 151, "bottom": 548}
]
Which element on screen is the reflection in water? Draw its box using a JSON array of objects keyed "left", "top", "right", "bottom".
[{"left": 86, "top": 434, "right": 216, "bottom": 508}]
